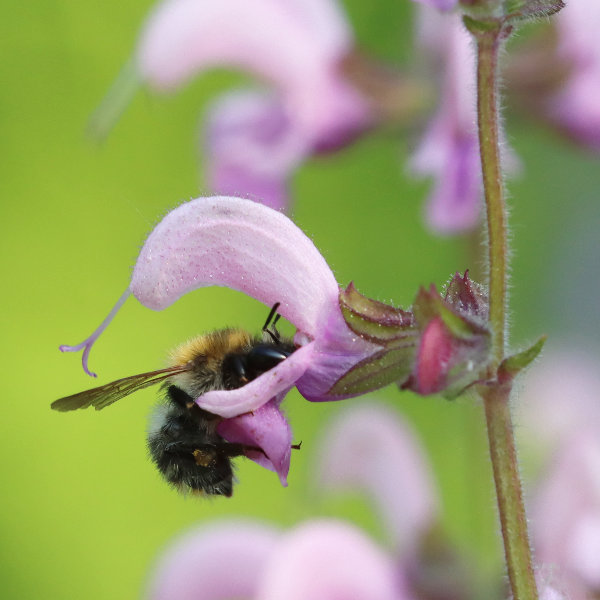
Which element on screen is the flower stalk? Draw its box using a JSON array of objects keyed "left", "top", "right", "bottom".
[{"left": 471, "top": 19, "right": 539, "bottom": 600}]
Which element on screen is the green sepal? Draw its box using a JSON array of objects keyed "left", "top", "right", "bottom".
[
  {"left": 329, "top": 342, "right": 416, "bottom": 396},
  {"left": 504, "top": 0, "right": 526, "bottom": 13},
  {"left": 498, "top": 335, "right": 547, "bottom": 381},
  {"left": 505, "top": 0, "right": 564, "bottom": 21},
  {"left": 463, "top": 16, "right": 501, "bottom": 35},
  {"left": 413, "top": 286, "right": 484, "bottom": 340},
  {"left": 339, "top": 282, "right": 415, "bottom": 344}
]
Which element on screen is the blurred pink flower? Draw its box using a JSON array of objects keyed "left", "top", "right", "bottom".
[
  {"left": 316, "top": 404, "right": 439, "bottom": 555},
  {"left": 517, "top": 350, "right": 600, "bottom": 459},
  {"left": 533, "top": 432, "right": 600, "bottom": 600},
  {"left": 519, "top": 349, "right": 600, "bottom": 600},
  {"left": 410, "top": 0, "right": 459, "bottom": 11},
  {"left": 135, "top": 0, "right": 371, "bottom": 210},
  {"left": 146, "top": 404, "right": 442, "bottom": 600},
  {"left": 548, "top": 0, "right": 600, "bottom": 150},
  {"left": 539, "top": 584, "right": 569, "bottom": 600},
  {"left": 408, "top": 6, "right": 482, "bottom": 234},
  {"left": 148, "top": 519, "right": 410, "bottom": 600},
  {"left": 61, "top": 196, "right": 380, "bottom": 483},
  {"left": 408, "top": 6, "right": 519, "bottom": 235}
]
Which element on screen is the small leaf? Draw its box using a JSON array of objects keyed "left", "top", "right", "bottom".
[
  {"left": 498, "top": 335, "right": 547, "bottom": 381},
  {"left": 329, "top": 342, "right": 416, "bottom": 396}
]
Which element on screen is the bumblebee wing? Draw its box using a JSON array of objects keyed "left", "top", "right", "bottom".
[{"left": 51, "top": 365, "right": 190, "bottom": 412}]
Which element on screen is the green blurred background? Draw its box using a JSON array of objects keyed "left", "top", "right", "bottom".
[{"left": 2, "top": 1, "right": 599, "bottom": 598}]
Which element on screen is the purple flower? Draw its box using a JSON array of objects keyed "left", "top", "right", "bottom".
[
  {"left": 408, "top": 7, "right": 483, "bottom": 234},
  {"left": 146, "top": 404, "right": 441, "bottom": 600},
  {"left": 134, "top": 0, "right": 371, "bottom": 210},
  {"left": 61, "top": 196, "right": 380, "bottom": 484},
  {"left": 547, "top": 0, "right": 600, "bottom": 150}
]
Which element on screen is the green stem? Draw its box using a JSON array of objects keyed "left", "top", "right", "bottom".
[
  {"left": 477, "top": 28, "right": 507, "bottom": 368},
  {"left": 473, "top": 23, "right": 539, "bottom": 600},
  {"left": 482, "top": 384, "right": 537, "bottom": 600}
]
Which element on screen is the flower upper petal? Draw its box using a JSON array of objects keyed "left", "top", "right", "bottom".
[
  {"left": 129, "top": 196, "right": 339, "bottom": 337},
  {"left": 136, "top": 0, "right": 365, "bottom": 139},
  {"left": 138, "top": 0, "right": 352, "bottom": 92}
]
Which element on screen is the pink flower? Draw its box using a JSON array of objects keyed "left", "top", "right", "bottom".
[
  {"left": 146, "top": 404, "right": 441, "bottom": 600},
  {"left": 147, "top": 519, "right": 409, "bottom": 600},
  {"left": 316, "top": 404, "right": 439, "bottom": 555},
  {"left": 134, "top": 0, "right": 371, "bottom": 210},
  {"left": 518, "top": 350, "right": 600, "bottom": 599},
  {"left": 408, "top": 7, "right": 483, "bottom": 234},
  {"left": 547, "top": 0, "right": 600, "bottom": 150},
  {"left": 61, "top": 196, "right": 380, "bottom": 484},
  {"left": 532, "top": 432, "right": 600, "bottom": 600},
  {"left": 410, "top": 0, "right": 459, "bottom": 11}
]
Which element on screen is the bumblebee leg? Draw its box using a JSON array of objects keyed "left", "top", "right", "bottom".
[
  {"left": 215, "top": 442, "right": 266, "bottom": 458},
  {"left": 192, "top": 447, "right": 218, "bottom": 467},
  {"left": 216, "top": 440, "right": 302, "bottom": 459}
]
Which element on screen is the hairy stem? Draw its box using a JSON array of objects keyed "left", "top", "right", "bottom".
[
  {"left": 477, "top": 28, "right": 507, "bottom": 367},
  {"left": 474, "top": 23, "right": 539, "bottom": 600}
]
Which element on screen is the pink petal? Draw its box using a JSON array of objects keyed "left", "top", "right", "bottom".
[
  {"left": 136, "top": 0, "right": 364, "bottom": 135},
  {"left": 256, "top": 520, "right": 409, "bottom": 600},
  {"left": 517, "top": 350, "right": 600, "bottom": 456},
  {"left": 414, "top": 317, "right": 453, "bottom": 394},
  {"left": 129, "top": 196, "right": 339, "bottom": 337},
  {"left": 197, "top": 342, "right": 315, "bottom": 418},
  {"left": 567, "top": 512, "right": 600, "bottom": 587},
  {"left": 137, "top": 0, "right": 326, "bottom": 91},
  {"left": 409, "top": 8, "right": 483, "bottom": 234},
  {"left": 217, "top": 396, "right": 294, "bottom": 486},
  {"left": 554, "top": 0, "right": 600, "bottom": 68},
  {"left": 316, "top": 404, "right": 438, "bottom": 553},
  {"left": 147, "top": 520, "right": 281, "bottom": 600},
  {"left": 422, "top": 132, "right": 482, "bottom": 233},
  {"left": 294, "top": 296, "right": 383, "bottom": 401},
  {"left": 533, "top": 432, "right": 600, "bottom": 590},
  {"left": 539, "top": 584, "right": 569, "bottom": 600},
  {"left": 550, "top": 0, "right": 600, "bottom": 148},
  {"left": 410, "top": 0, "right": 459, "bottom": 10},
  {"left": 205, "top": 91, "right": 309, "bottom": 212},
  {"left": 548, "top": 72, "right": 600, "bottom": 151},
  {"left": 281, "top": 0, "right": 352, "bottom": 58}
]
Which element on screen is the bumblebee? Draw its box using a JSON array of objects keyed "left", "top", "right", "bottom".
[{"left": 52, "top": 304, "right": 296, "bottom": 496}]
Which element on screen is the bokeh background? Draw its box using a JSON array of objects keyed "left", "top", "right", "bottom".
[{"left": 2, "top": 1, "right": 600, "bottom": 599}]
